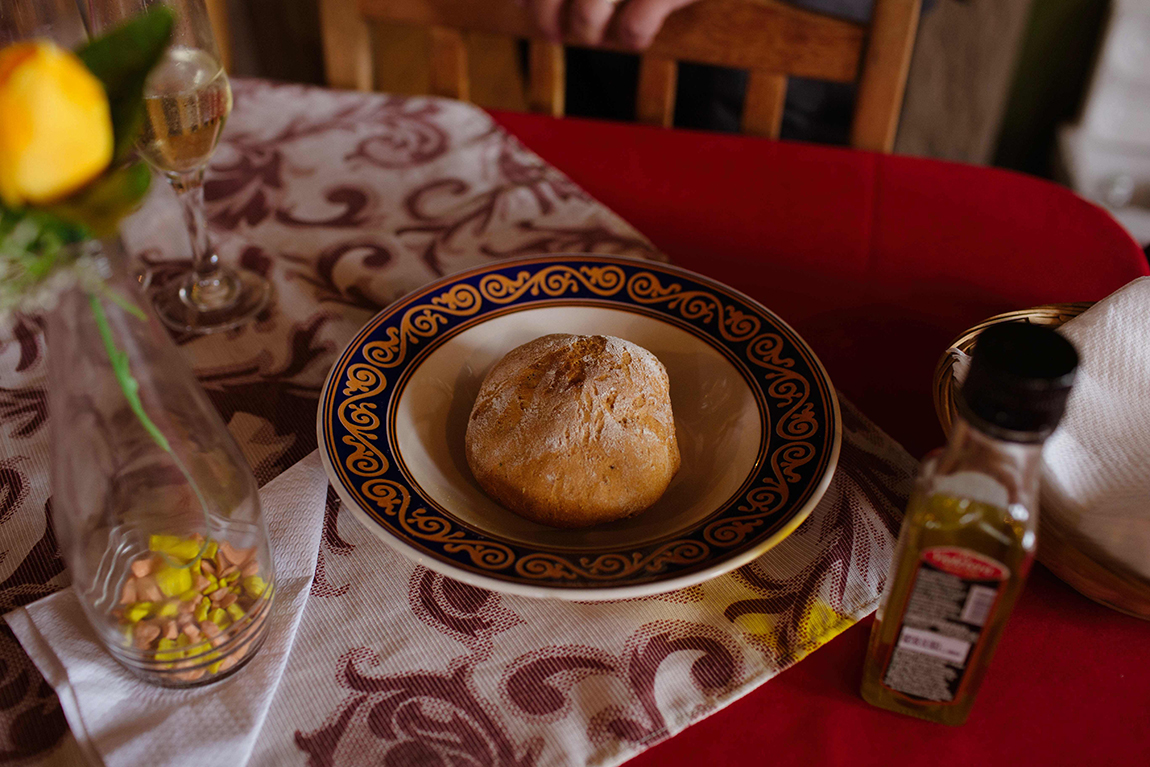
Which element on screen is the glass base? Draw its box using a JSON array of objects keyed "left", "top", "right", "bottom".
[
  {"left": 153, "top": 268, "right": 270, "bottom": 334},
  {"left": 125, "top": 624, "right": 269, "bottom": 689},
  {"left": 109, "top": 589, "right": 275, "bottom": 688}
]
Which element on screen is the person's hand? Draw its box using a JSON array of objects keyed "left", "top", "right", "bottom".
[{"left": 521, "top": 0, "right": 701, "bottom": 51}]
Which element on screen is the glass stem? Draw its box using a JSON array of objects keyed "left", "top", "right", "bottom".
[{"left": 170, "top": 168, "right": 233, "bottom": 310}]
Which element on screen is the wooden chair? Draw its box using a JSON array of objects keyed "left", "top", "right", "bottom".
[
  {"left": 205, "top": 0, "right": 232, "bottom": 72},
  {"left": 317, "top": 0, "right": 921, "bottom": 151}
]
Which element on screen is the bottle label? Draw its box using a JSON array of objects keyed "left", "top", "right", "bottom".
[{"left": 881, "top": 547, "right": 1009, "bottom": 703}]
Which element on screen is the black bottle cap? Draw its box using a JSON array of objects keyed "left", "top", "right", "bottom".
[{"left": 957, "top": 322, "right": 1079, "bottom": 443}]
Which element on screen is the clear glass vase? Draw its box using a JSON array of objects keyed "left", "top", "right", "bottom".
[{"left": 45, "top": 238, "right": 275, "bottom": 687}]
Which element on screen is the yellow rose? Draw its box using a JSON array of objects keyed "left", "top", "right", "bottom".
[{"left": 0, "top": 40, "right": 114, "bottom": 207}]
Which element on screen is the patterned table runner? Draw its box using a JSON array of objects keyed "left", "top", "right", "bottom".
[{"left": 0, "top": 81, "right": 914, "bottom": 765}]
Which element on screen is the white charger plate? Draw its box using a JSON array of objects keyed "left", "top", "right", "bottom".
[{"left": 318, "top": 255, "right": 840, "bottom": 599}]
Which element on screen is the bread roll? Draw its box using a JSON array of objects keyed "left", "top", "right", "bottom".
[{"left": 465, "top": 334, "right": 680, "bottom": 528}]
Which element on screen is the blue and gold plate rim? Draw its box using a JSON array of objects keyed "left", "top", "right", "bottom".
[{"left": 317, "top": 254, "right": 840, "bottom": 600}]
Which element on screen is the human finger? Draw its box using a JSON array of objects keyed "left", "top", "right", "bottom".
[
  {"left": 526, "top": 0, "right": 569, "bottom": 41},
  {"left": 613, "top": 0, "right": 699, "bottom": 50},
  {"left": 568, "top": 0, "right": 618, "bottom": 46}
]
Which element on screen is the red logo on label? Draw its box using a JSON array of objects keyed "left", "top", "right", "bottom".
[{"left": 923, "top": 547, "right": 1009, "bottom": 581}]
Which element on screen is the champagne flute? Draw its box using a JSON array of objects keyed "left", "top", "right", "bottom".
[{"left": 85, "top": 0, "right": 269, "bottom": 333}]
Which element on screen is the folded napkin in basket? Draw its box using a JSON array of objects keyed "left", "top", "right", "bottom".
[
  {"left": 4, "top": 452, "right": 329, "bottom": 767},
  {"left": 1041, "top": 276, "right": 1150, "bottom": 581}
]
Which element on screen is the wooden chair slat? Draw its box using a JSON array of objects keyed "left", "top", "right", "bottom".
[
  {"left": 320, "top": 0, "right": 374, "bottom": 90},
  {"left": 651, "top": 0, "right": 863, "bottom": 82},
  {"left": 528, "top": 40, "right": 565, "bottom": 117},
  {"left": 636, "top": 55, "right": 678, "bottom": 128},
  {"left": 358, "top": 0, "right": 866, "bottom": 82},
  {"left": 741, "top": 71, "right": 787, "bottom": 138},
  {"left": 205, "top": 0, "right": 233, "bottom": 72},
  {"left": 851, "top": 0, "right": 921, "bottom": 152},
  {"left": 470, "top": 33, "right": 530, "bottom": 111},
  {"left": 428, "top": 25, "right": 469, "bottom": 101}
]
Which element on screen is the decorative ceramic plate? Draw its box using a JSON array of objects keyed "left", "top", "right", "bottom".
[{"left": 318, "top": 255, "right": 840, "bottom": 599}]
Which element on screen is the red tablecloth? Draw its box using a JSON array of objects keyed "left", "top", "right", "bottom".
[{"left": 492, "top": 112, "right": 1150, "bottom": 766}]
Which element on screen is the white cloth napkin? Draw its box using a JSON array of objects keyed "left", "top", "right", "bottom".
[
  {"left": 4, "top": 451, "right": 328, "bottom": 767},
  {"left": 1041, "top": 276, "right": 1150, "bottom": 580}
]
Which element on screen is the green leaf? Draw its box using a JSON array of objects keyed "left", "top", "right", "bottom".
[
  {"left": 103, "top": 288, "right": 148, "bottom": 321},
  {"left": 76, "top": 7, "right": 176, "bottom": 162},
  {"left": 0, "top": 208, "right": 85, "bottom": 252},
  {"left": 0, "top": 206, "right": 20, "bottom": 239},
  {"left": 46, "top": 162, "right": 152, "bottom": 239}
]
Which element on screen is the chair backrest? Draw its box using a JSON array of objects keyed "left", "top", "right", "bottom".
[
  {"left": 317, "top": 0, "right": 920, "bottom": 151},
  {"left": 205, "top": 0, "right": 232, "bottom": 71}
]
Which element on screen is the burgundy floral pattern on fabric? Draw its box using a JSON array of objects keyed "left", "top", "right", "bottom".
[
  {"left": 253, "top": 392, "right": 913, "bottom": 767},
  {"left": 0, "top": 81, "right": 917, "bottom": 767}
]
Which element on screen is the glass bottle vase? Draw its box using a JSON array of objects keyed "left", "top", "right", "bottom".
[{"left": 45, "top": 238, "right": 275, "bottom": 687}]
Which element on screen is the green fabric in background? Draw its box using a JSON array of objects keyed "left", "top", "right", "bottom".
[{"left": 994, "top": 0, "right": 1110, "bottom": 178}]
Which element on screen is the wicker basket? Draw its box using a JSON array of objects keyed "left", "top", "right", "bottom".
[{"left": 933, "top": 303, "right": 1150, "bottom": 620}]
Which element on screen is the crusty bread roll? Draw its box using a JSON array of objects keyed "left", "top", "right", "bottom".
[{"left": 465, "top": 334, "right": 680, "bottom": 528}]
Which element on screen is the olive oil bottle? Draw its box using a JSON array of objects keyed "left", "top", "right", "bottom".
[{"left": 861, "top": 323, "right": 1078, "bottom": 725}]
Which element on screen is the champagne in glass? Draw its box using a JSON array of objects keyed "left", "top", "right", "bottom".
[
  {"left": 88, "top": 0, "right": 269, "bottom": 334},
  {"left": 137, "top": 46, "right": 232, "bottom": 174}
]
